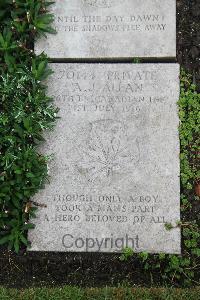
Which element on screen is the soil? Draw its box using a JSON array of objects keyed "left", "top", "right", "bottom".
[
  {"left": 177, "top": 0, "right": 200, "bottom": 90},
  {"left": 0, "top": 0, "right": 200, "bottom": 288}
]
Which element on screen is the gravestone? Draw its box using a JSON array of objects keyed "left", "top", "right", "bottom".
[
  {"left": 35, "top": 0, "right": 176, "bottom": 59},
  {"left": 29, "top": 63, "right": 181, "bottom": 253}
]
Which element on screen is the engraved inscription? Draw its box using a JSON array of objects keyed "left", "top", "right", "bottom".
[
  {"left": 29, "top": 64, "right": 180, "bottom": 253},
  {"left": 83, "top": 0, "right": 123, "bottom": 8},
  {"left": 55, "top": 14, "right": 167, "bottom": 33},
  {"left": 35, "top": 0, "right": 176, "bottom": 58}
]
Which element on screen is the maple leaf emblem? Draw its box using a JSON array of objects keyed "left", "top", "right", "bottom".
[{"left": 72, "top": 119, "right": 140, "bottom": 186}]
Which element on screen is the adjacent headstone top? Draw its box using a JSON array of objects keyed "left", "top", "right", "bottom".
[
  {"left": 29, "top": 63, "right": 180, "bottom": 254},
  {"left": 35, "top": 0, "right": 176, "bottom": 59}
]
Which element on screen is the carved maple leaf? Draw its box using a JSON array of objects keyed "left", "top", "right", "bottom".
[{"left": 73, "top": 120, "right": 140, "bottom": 185}]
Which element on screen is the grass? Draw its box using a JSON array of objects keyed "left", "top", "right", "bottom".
[{"left": 0, "top": 286, "right": 200, "bottom": 300}]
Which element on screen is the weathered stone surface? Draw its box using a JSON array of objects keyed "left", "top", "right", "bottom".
[
  {"left": 35, "top": 0, "right": 176, "bottom": 59},
  {"left": 29, "top": 63, "right": 180, "bottom": 253}
]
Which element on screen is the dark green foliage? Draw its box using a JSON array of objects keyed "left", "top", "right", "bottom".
[
  {"left": 120, "top": 70, "right": 200, "bottom": 286},
  {"left": 119, "top": 247, "right": 134, "bottom": 261},
  {"left": 0, "top": 0, "right": 57, "bottom": 252},
  {"left": 179, "top": 71, "right": 200, "bottom": 189}
]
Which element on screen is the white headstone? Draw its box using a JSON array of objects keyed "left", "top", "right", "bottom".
[
  {"left": 29, "top": 63, "right": 180, "bottom": 253},
  {"left": 35, "top": 0, "right": 176, "bottom": 59}
]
